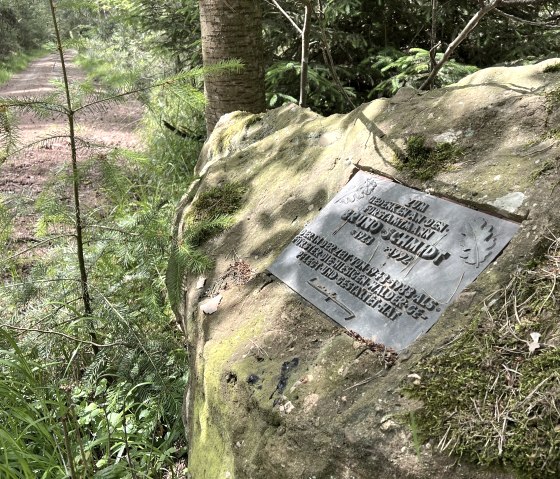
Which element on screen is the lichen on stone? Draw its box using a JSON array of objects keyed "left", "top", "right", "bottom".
[{"left": 211, "top": 112, "right": 260, "bottom": 157}]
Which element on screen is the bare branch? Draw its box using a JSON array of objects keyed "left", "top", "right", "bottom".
[
  {"left": 494, "top": 8, "right": 560, "bottom": 28},
  {"left": 501, "top": 0, "right": 552, "bottom": 4},
  {"left": 270, "top": 0, "right": 303, "bottom": 35},
  {"left": 430, "top": 0, "right": 439, "bottom": 75},
  {"left": 420, "top": 0, "right": 503, "bottom": 90},
  {"left": 1, "top": 323, "right": 125, "bottom": 348},
  {"left": 317, "top": 0, "right": 356, "bottom": 109},
  {"left": 299, "top": 1, "right": 313, "bottom": 107}
]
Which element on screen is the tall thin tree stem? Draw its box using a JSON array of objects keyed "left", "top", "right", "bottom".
[
  {"left": 430, "top": 0, "right": 438, "bottom": 71},
  {"left": 299, "top": 1, "right": 312, "bottom": 107},
  {"left": 48, "top": 0, "right": 98, "bottom": 354}
]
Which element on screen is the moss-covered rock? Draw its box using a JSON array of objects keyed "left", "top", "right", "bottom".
[{"left": 171, "top": 59, "right": 560, "bottom": 478}]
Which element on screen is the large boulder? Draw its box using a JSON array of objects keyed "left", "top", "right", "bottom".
[{"left": 170, "top": 59, "right": 560, "bottom": 478}]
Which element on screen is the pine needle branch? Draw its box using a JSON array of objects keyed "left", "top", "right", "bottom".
[
  {"left": 0, "top": 96, "right": 68, "bottom": 115},
  {"left": 74, "top": 60, "right": 242, "bottom": 114},
  {"left": 4, "top": 234, "right": 73, "bottom": 262}
]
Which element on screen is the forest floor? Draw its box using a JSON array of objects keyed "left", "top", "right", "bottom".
[{"left": 0, "top": 52, "right": 144, "bottom": 241}]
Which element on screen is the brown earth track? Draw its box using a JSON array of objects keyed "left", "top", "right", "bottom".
[{"left": 0, "top": 52, "right": 145, "bottom": 241}]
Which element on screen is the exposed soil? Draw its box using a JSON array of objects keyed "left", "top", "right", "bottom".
[{"left": 0, "top": 52, "right": 144, "bottom": 240}]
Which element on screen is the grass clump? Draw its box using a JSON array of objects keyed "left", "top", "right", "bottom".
[
  {"left": 185, "top": 182, "right": 247, "bottom": 245},
  {"left": 395, "top": 135, "right": 461, "bottom": 180},
  {"left": 407, "top": 237, "right": 560, "bottom": 478},
  {"left": 544, "top": 63, "right": 560, "bottom": 73}
]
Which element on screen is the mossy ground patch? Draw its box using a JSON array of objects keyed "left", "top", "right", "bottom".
[
  {"left": 394, "top": 135, "right": 462, "bottom": 180},
  {"left": 407, "top": 238, "right": 560, "bottom": 478},
  {"left": 191, "top": 182, "right": 247, "bottom": 222}
]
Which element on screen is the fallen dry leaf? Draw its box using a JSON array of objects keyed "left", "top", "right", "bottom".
[
  {"left": 407, "top": 373, "right": 421, "bottom": 385},
  {"left": 279, "top": 401, "right": 295, "bottom": 414},
  {"left": 200, "top": 294, "right": 222, "bottom": 315}
]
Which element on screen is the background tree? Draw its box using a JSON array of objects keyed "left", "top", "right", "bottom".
[{"left": 0, "top": 0, "right": 50, "bottom": 58}]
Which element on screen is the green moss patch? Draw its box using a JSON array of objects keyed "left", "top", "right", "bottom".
[
  {"left": 407, "top": 239, "right": 560, "bottom": 478},
  {"left": 530, "top": 159, "right": 557, "bottom": 181},
  {"left": 544, "top": 63, "right": 560, "bottom": 73},
  {"left": 395, "top": 135, "right": 461, "bottom": 180},
  {"left": 182, "top": 182, "right": 248, "bottom": 246},
  {"left": 191, "top": 182, "right": 247, "bottom": 222},
  {"left": 211, "top": 113, "right": 259, "bottom": 156}
]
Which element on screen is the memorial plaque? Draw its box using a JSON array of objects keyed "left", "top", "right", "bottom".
[{"left": 268, "top": 171, "right": 520, "bottom": 350}]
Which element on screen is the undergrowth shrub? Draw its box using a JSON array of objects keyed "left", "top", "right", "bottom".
[
  {"left": 0, "top": 26, "right": 228, "bottom": 477},
  {"left": 371, "top": 48, "right": 478, "bottom": 97}
]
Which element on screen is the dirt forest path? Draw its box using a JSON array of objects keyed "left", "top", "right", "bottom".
[{"left": 0, "top": 52, "right": 145, "bottom": 241}]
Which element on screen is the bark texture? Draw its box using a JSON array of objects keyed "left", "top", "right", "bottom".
[{"left": 200, "top": 0, "right": 266, "bottom": 134}]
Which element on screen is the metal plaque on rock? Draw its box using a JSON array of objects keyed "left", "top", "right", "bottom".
[{"left": 268, "top": 171, "right": 520, "bottom": 350}]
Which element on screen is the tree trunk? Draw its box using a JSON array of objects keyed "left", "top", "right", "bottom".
[{"left": 199, "top": 0, "right": 266, "bottom": 134}]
